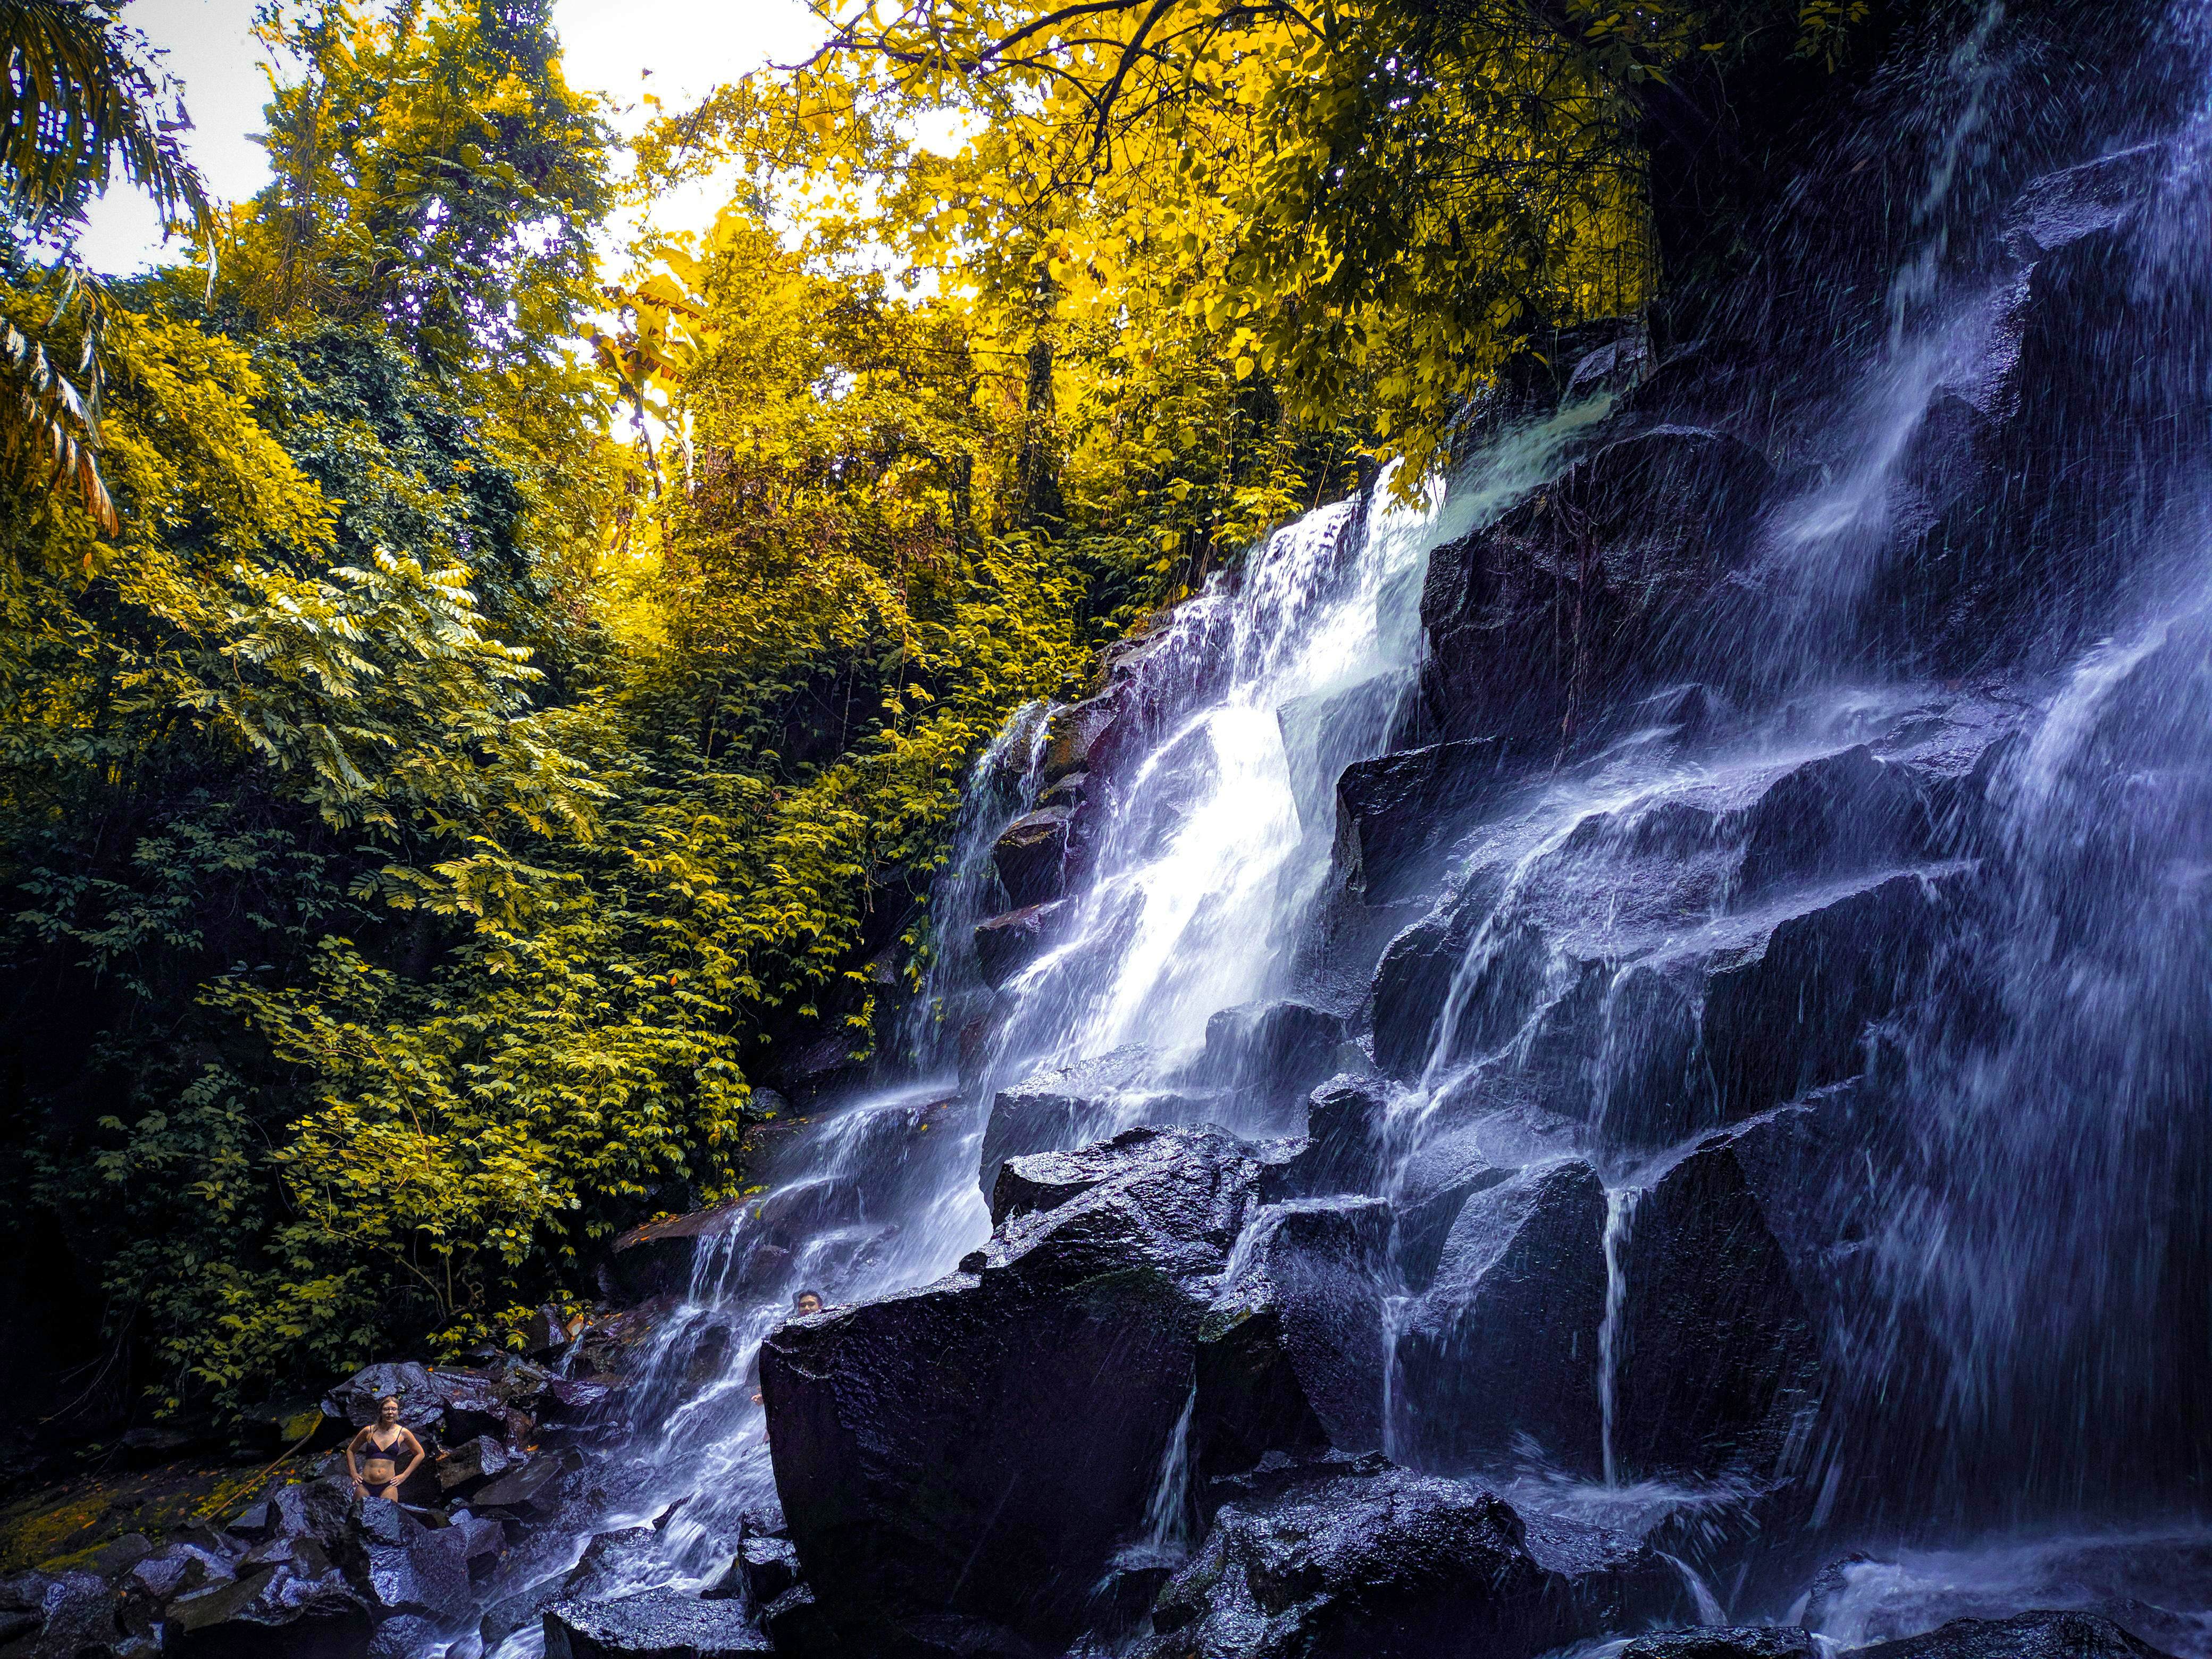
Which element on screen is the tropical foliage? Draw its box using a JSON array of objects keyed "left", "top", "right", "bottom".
[{"left": 0, "top": 0, "right": 1883, "bottom": 1431}]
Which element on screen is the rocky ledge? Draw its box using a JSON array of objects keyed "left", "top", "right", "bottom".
[{"left": 0, "top": 1319, "right": 642, "bottom": 1659}]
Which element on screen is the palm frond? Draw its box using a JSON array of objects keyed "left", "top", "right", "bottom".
[
  {"left": 0, "top": 0, "right": 211, "bottom": 239},
  {"left": 2, "top": 270, "right": 117, "bottom": 537}
]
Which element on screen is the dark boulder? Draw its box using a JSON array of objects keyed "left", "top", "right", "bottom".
[
  {"left": 2007, "top": 142, "right": 2170, "bottom": 262},
  {"left": 1086, "top": 1554, "right": 1178, "bottom": 1640},
  {"left": 163, "top": 1566, "right": 372, "bottom": 1659},
  {"left": 1035, "top": 769, "right": 1090, "bottom": 812},
  {"left": 973, "top": 900, "right": 1072, "bottom": 990},
  {"left": 322, "top": 1364, "right": 443, "bottom": 1432},
  {"left": 1369, "top": 906, "right": 1482, "bottom": 1080},
  {"left": 230, "top": 1481, "right": 354, "bottom": 1550},
  {"left": 759, "top": 1585, "right": 836, "bottom": 1653},
  {"left": 517, "top": 1304, "right": 572, "bottom": 1356},
  {"left": 1194, "top": 1197, "right": 1392, "bottom": 1482},
  {"left": 1267, "top": 1074, "right": 1391, "bottom": 1200},
  {"left": 703, "top": 1524, "right": 800, "bottom": 1609},
  {"left": 993, "top": 807, "right": 1077, "bottom": 909},
  {"left": 88, "top": 1534, "right": 154, "bottom": 1579},
  {"left": 977, "top": 1046, "right": 1157, "bottom": 1193},
  {"left": 1419, "top": 426, "right": 1774, "bottom": 748},
  {"left": 1382, "top": 1117, "right": 1526, "bottom": 1291},
  {"left": 333, "top": 1497, "right": 473, "bottom": 1620},
  {"left": 6, "top": 1570, "right": 122, "bottom": 1659},
  {"left": 542, "top": 1377, "right": 614, "bottom": 1423},
  {"left": 435, "top": 1433, "right": 514, "bottom": 1495},
  {"left": 237, "top": 1535, "right": 334, "bottom": 1578},
  {"left": 1397, "top": 1160, "right": 1610, "bottom": 1480},
  {"left": 364, "top": 1615, "right": 439, "bottom": 1659},
  {"left": 1565, "top": 329, "right": 1651, "bottom": 403},
  {"left": 1730, "top": 747, "right": 1933, "bottom": 896},
  {"left": 472, "top": 1450, "right": 576, "bottom": 1516},
  {"left": 0, "top": 1573, "right": 52, "bottom": 1647},
  {"left": 543, "top": 1588, "right": 772, "bottom": 1658},
  {"left": 1140, "top": 1456, "right": 1679, "bottom": 1659},
  {"left": 1334, "top": 740, "right": 1507, "bottom": 901},
  {"left": 1845, "top": 1612, "right": 2177, "bottom": 1659},
  {"left": 1622, "top": 1631, "right": 1817, "bottom": 1659},
  {"left": 1619, "top": 339, "right": 1771, "bottom": 437},
  {"left": 988, "top": 1122, "right": 1208, "bottom": 1228},
  {"left": 761, "top": 1125, "right": 1272, "bottom": 1646},
  {"left": 1042, "top": 696, "right": 1130, "bottom": 784},
  {"left": 1610, "top": 1139, "right": 1822, "bottom": 1486},
  {"left": 1702, "top": 868, "right": 1966, "bottom": 1120},
  {"left": 1185, "top": 1001, "right": 1348, "bottom": 1113},
  {"left": 450, "top": 1513, "right": 505, "bottom": 1580},
  {"left": 120, "top": 1549, "right": 230, "bottom": 1640}
]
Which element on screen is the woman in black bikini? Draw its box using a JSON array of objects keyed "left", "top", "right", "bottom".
[{"left": 346, "top": 1395, "right": 426, "bottom": 1500}]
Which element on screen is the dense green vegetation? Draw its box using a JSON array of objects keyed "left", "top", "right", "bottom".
[{"left": 0, "top": 0, "right": 1883, "bottom": 1437}]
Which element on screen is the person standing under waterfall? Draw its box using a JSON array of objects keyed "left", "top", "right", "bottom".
[{"left": 347, "top": 1395, "right": 426, "bottom": 1500}]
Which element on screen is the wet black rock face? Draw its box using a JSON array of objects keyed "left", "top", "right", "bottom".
[
  {"left": 1621, "top": 1631, "right": 1819, "bottom": 1659},
  {"left": 1845, "top": 1612, "right": 2179, "bottom": 1659},
  {"left": 1608, "top": 1138, "right": 1823, "bottom": 1488},
  {"left": 1193, "top": 1196, "right": 1392, "bottom": 1481},
  {"left": 543, "top": 1586, "right": 773, "bottom": 1657},
  {"left": 760, "top": 1125, "right": 1272, "bottom": 1648},
  {"left": 1396, "top": 1159, "right": 1610, "bottom": 1480},
  {"left": 1419, "top": 426, "right": 1774, "bottom": 749},
  {"left": 1137, "top": 1455, "right": 1681, "bottom": 1659}
]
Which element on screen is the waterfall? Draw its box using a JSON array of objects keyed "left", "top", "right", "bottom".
[
  {"left": 485, "top": 6, "right": 2212, "bottom": 1645},
  {"left": 905, "top": 699, "right": 1050, "bottom": 1071},
  {"left": 1660, "top": 1554, "right": 1730, "bottom": 1626},
  {"left": 1597, "top": 1186, "right": 1642, "bottom": 1490},
  {"left": 1141, "top": 1385, "right": 1199, "bottom": 1554}
]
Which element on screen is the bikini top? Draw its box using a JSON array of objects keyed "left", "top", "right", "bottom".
[{"left": 358, "top": 1430, "right": 410, "bottom": 1462}]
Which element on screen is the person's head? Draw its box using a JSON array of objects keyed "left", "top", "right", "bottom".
[
  {"left": 376, "top": 1395, "right": 400, "bottom": 1426},
  {"left": 793, "top": 1289, "right": 824, "bottom": 1316}
]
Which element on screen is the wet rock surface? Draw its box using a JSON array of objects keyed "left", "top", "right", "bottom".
[
  {"left": 1193, "top": 1196, "right": 1392, "bottom": 1480},
  {"left": 1333, "top": 739, "right": 1509, "bottom": 900},
  {"left": 1138, "top": 1455, "right": 1681, "bottom": 1659},
  {"left": 973, "top": 899, "right": 1072, "bottom": 990},
  {"left": 1845, "top": 1612, "right": 2179, "bottom": 1659},
  {"left": 1397, "top": 1159, "right": 1610, "bottom": 1478},
  {"left": 606, "top": 1204, "right": 744, "bottom": 1301},
  {"left": 976, "top": 1046, "right": 1161, "bottom": 1192},
  {"left": 1419, "top": 426, "right": 1774, "bottom": 747},
  {"left": 1182, "top": 1001, "right": 1348, "bottom": 1115},
  {"left": 543, "top": 1587, "right": 772, "bottom": 1657},
  {"left": 993, "top": 806, "right": 1077, "bottom": 908},
  {"left": 1622, "top": 1632, "right": 1819, "bottom": 1659},
  {"left": 760, "top": 1124, "right": 1271, "bottom": 1646},
  {"left": 1610, "top": 1138, "right": 1823, "bottom": 1486}
]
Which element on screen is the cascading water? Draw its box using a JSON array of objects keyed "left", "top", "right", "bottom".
[
  {"left": 471, "top": 391, "right": 1610, "bottom": 1658},
  {"left": 1597, "top": 1186, "right": 1641, "bottom": 1492},
  {"left": 477, "top": 4, "right": 2212, "bottom": 1651}
]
